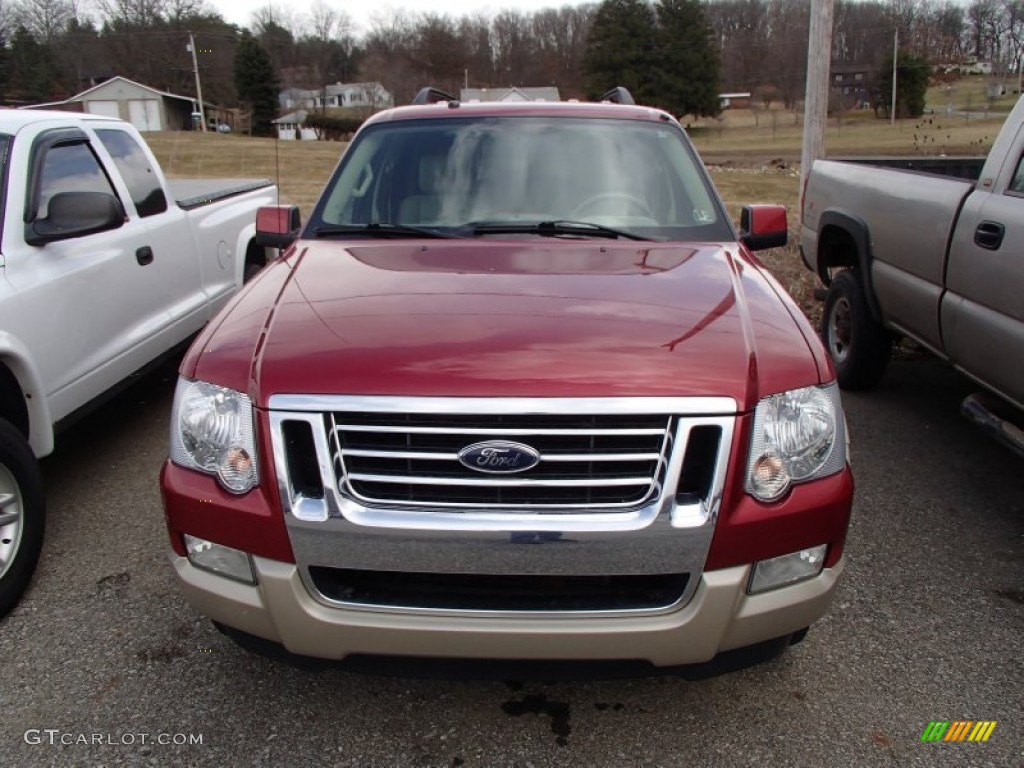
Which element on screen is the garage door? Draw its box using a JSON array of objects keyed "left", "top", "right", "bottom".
[
  {"left": 127, "top": 99, "right": 162, "bottom": 132},
  {"left": 86, "top": 100, "right": 121, "bottom": 119}
]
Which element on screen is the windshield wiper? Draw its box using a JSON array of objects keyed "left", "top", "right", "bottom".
[
  {"left": 466, "top": 220, "right": 658, "bottom": 242},
  {"left": 313, "top": 222, "right": 460, "bottom": 239}
]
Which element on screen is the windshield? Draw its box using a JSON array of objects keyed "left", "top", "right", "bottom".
[{"left": 308, "top": 116, "right": 732, "bottom": 241}]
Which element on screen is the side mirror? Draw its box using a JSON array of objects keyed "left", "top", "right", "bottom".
[
  {"left": 25, "top": 191, "right": 125, "bottom": 246},
  {"left": 739, "top": 204, "right": 788, "bottom": 251},
  {"left": 255, "top": 205, "right": 302, "bottom": 250}
]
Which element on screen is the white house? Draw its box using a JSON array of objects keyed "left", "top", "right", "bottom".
[
  {"left": 279, "top": 82, "right": 393, "bottom": 111},
  {"left": 460, "top": 87, "right": 561, "bottom": 102},
  {"left": 960, "top": 60, "right": 994, "bottom": 75}
]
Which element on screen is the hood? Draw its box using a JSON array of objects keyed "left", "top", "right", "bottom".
[{"left": 193, "top": 240, "right": 823, "bottom": 411}]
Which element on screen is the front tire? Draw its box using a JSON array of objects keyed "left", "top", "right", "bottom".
[
  {"left": 0, "top": 418, "right": 45, "bottom": 618},
  {"left": 822, "top": 270, "right": 892, "bottom": 390}
]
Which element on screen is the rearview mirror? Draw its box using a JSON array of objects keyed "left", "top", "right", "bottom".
[
  {"left": 255, "top": 205, "right": 302, "bottom": 250},
  {"left": 25, "top": 191, "right": 125, "bottom": 246},
  {"left": 739, "top": 204, "right": 788, "bottom": 251}
]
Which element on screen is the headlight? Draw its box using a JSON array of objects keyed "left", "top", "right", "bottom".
[
  {"left": 169, "top": 379, "right": 259, "bottom": 494},
  {"left": 746, "top": 383, "right": 846, "bottom": 501}
]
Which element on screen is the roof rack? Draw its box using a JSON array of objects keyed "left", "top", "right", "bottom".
[
  {"left": 601, "top": 87, "right": 635, "bottom": 105},
  {"left": 412, "top": 87, "right": 459, "bottom": 106}
]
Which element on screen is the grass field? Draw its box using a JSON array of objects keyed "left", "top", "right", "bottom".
[
  {"left": 689, "top": 104, "right": 1005, "bottom": 160},
  {"left": 147, "top": 131, "right": 346, "bottom": 213},
  {"left": 143, "top": 95, "right": 1015, "bottom": 324}
]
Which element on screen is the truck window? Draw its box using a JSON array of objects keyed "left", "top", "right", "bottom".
[
  {"left": 37, "top": 142, "right": 120, "bottom": 220},
  {"left": 95, "top": 129, "right": 167, "bottom": 217},
  {"left": 1008, "top": 152, "right": 1024, "bottom": 195}
]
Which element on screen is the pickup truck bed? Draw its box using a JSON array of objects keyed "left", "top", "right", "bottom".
[
  {"left": 829, "top": 155, "right": 984, "bottom": 180},
  {"left": 168, "top": 178, "right": 275, "bottom": 210}
]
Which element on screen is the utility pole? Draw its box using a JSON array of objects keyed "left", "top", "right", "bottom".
[
  {"left": 800, "top": 0, "right": 834, "bottom": 213},
  {"left": 891, "top": 27, "right": 899, "bottom": 126},
  {"left": 188, "top": 32, "right": 207, "bottom": 132}
]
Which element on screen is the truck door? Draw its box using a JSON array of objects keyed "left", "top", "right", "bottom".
[
  {"left": 942, "top": 152, "right": 1024, "bottom": 408},
  {"left": 3, "top": 129, "right": 177, "bottom": 421},
  {"left": 93, "top": 127, "right": 207, "bottom": 333}
]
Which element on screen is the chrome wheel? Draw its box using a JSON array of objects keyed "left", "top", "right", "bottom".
[
  {"left": 0, "top": 465, "right": 24, "bottom": 581},
  {"left": 827, "top": 295, "right": 853, "bottom": 365}
]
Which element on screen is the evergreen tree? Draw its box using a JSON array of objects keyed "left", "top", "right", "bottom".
[
  {"left": 583, "top": 0, "right": 658, "bottom": 104},
  {"left": 234, "top": 31, "right": 280, "bottom": 136},
  {"left": 0, "top": 33, "right": 9, "bottom": 104},
  {"left": 653, "top": 0, "right": 721, "bottom": 117},
  {"left": 875, "top": 51, "right": 930, "bottom": 119},
  {"left": 9, "top": 27, "right": 61, "bottom": 103}
]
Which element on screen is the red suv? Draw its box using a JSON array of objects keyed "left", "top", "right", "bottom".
[{"left": 160, "top": 87, "right": 853, "bottom": 673}]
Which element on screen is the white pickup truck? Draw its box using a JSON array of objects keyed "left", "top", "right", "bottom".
[{"left": 0, "top": 110, "right": 277, "bottom": 616}]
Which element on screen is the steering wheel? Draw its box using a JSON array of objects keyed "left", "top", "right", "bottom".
[{"left": 572, "top": 192, "right": 656, "bottom": 219}]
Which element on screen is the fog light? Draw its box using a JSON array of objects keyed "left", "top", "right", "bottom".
[
  {"left": 749, "top": 545, "right": 827, "bottom": 594},
  {"left": 183, "top": 535, "right": 255, "bottom": 584}
]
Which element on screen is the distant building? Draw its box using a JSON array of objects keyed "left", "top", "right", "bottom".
[
  {"left": 831, "top": 63, "right": 872, "bottom": 96},
  {"left": 460, "top": 87, "right": 561, "bottom": 102},
  {"left": 718, "top": 92, "right": 751, "bottom": 109},
  {"left": 279, "top": 82, "right": 393, "bottom": 111},
  {"left": 273, "top": 110, "right": 318, "bottom": 141},
  {"left": 21, "top": 76, "right": 234, "bottom": 132},
  {"left": 961, "top": 59, "right": 994, "bottom": 75},
  {"left": 830, "top": 63, "right": 873, "bottom": 107}
]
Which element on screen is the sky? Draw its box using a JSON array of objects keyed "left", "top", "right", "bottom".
[{"left": 207, "top": 0, "right": 571, "bottom": 36}]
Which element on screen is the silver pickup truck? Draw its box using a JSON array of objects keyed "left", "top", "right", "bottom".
[{"left": 800, "top": 97, "right": 1024, "bottom": 453}]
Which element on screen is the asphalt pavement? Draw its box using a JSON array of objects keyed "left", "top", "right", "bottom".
[{"left": 0, "top": 355, "right": 1021, "bottom": 767}]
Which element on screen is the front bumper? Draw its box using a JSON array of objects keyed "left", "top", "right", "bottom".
[{"left": 172, "top": 551, "right": 843, "bottom": 667}]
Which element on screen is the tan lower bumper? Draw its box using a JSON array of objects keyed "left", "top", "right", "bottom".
[{"left": 173, "top": 554, "right": 843, "bottom": 667}]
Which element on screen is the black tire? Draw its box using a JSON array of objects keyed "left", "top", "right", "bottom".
[
  {"left": 243, "top": 261, "right": 263, "bottom": 284},
  {"left": 822, "top": 270, "right": 892, "bottom": 390},
  {"left": 0, "top": 417, "right": 45, "bottom": 619}
]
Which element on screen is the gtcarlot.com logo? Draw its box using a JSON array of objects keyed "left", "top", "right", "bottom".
[
  {"left": 920, "top": 721, "right": 997, "bottom": 743},
  {"left": 24, "top": 730, "right": 203, "bottom": 746}
]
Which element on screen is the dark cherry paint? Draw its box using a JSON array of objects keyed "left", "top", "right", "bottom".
[
  {"left": 185, "top": 240, "right": 826, "bottom": 412},
  {"left": 166, "top": 97, "right": 850, "bottom": 574}
]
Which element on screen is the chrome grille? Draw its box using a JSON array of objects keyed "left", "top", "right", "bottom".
[{"left": 328, "top": 412, "right": 675, "bottom": 509}]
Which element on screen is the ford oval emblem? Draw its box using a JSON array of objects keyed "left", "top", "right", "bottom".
[{"left": 458, "top": 441, "right": 541, "bottom": 474}]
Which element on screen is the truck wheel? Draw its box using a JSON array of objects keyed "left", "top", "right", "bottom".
[
  {"left": 0, "top": 418, "right": 45, "bottom": 618},
  {"left": 822, "top": 270, "right": 892, "bottom": 390},
  {"left": 243, "top": 262, "right": 262, "bottom": 283}
]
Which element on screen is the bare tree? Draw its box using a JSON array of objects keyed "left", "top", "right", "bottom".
[
  {"left": 164, "top": 0, "right": 206, "bottom": 27},
  {"left": 251, "top": 2, "right": 302, "bottom": 39},
  {"left": 15, "top": 0, "right": 74, "bottom": 43},
  {"left": 967, "top": 0, "right": 1001, "bottom": 58},
  {"left": 360, "top": 8, "right": 417, "bottom": 103},
  {"left": 0, "top": 1, "right": 14, "bottom": 38},
  {"left": 308, "top": 0, "right": 353, "bottom": 44},
  {"left": 492, "top": 9, "right": 536, "bottom": 86},
  {"left": 414, "top": 13, "right": 465, "bottom": 94},
  {"left": 95, "top": 0, "right": 169, "bottom": 26},
  {"left": 530, "top": 5, "right": 594, "bottom": 95},
  {"left": 458, "top": 12, "right": 495, "bottom": 89}
]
